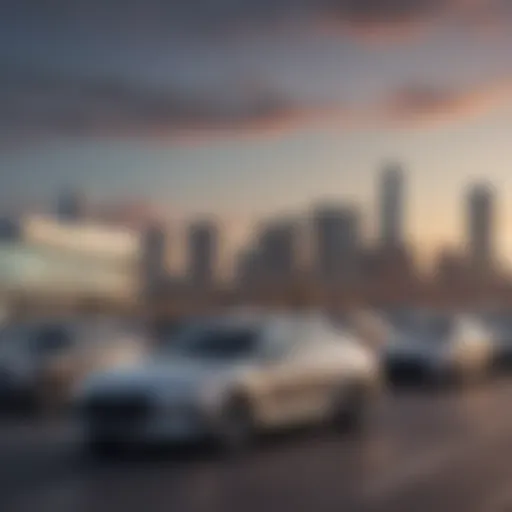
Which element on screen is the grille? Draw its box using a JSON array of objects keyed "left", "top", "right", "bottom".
[{"left": 85, "top": 394, "right": 150, "bottom": 423}]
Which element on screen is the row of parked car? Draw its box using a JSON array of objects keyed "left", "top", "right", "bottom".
[{"left": 0, "top": 309, "right": 510, "bottom": 455}]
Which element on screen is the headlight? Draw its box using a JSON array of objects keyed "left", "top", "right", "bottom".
[{"left": 197, "top": 380, "right": 228, "bottom": 412}]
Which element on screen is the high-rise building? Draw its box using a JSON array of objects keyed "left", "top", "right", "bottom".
[
  {"left": 142, "top": 221, "right": 169, "bottom": 298},
  {"left": 235, "top": 247, "right": 262, "bottom": 288},
  {"left": 379, "top": 163, "right": 404, "bottom": 249},
  {"left": 255, "top": 219, "right": 300, "bottom": 283},
  {"left": 56, "top": 189, "right": 87, "bottom": 221},
  {"left": 313, "top": 204, "right": 360, "bottom": 283},
  {"left": 0, "top": 213, "right": 141, "bottom": 303},
  {"left": 467, "top": 183, "right": 495, "bottom": 275},
  {"left": 188, "top": 220, "right": 219, "bottom": 289},
  {"left": 434, "top": 248, "right": 468, "bottom": 286}
]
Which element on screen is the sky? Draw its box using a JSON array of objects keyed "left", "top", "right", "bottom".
[{"left": 3, "top": 0, "right": 512, "bottom": 265}]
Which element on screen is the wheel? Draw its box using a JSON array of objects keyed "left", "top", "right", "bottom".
[
  {"left": 215, "top": 394, "right": 255, "bottom": 454},
  {"left": 330, "top": 383, "right": 370, "bottom": 433}
]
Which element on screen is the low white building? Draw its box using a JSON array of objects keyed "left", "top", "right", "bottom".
[{"left": 0, "top": 213, "right": 142, "bottom": 305}]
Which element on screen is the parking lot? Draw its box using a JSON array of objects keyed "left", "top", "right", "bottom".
[{"left": 3, "top": 379, "right": 512, "bottom": 512}]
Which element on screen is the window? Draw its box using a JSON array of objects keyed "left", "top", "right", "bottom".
[
  {"left": 169, "top": 324, "right": 260, "bottom": 360},
  {"left": 406, "top": 314, "right": 454, "bottom": 342},
  {"left": 31, "top": 325, "right": 72, "bottom": 354}
]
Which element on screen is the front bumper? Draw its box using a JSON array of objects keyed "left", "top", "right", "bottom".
[{"left": 81, "top": 395, "right": 213, "bottom": 445}]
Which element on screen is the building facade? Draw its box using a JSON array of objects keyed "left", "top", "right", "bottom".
[
  {"left": 467, "top": 183, "right": 495, "bottom": 277},
  {"left": 141, "top": 221, "right": 169, "bottom": 299},
  {"left": 187, "top": 220, "right": 218, "bottom": 289},
  {"left": 313, "top": 204, "right": 360, "bottom": 284},
  {"left": 0, "top": 214, "right": 141, "bottom": 306},
  {"left": 379, "top": 163, "right": 404, "bottom": 249}
]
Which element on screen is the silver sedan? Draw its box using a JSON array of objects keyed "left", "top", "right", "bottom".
[
  {"left": 75, "top": 313, "right": 381, "bottom": 455},
  {"left": 383, "top": 312, "right": 495, "bottom": 386}
]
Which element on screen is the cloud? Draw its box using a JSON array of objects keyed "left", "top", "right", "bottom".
[
  {"left": 0, "top": 63, "right": 512, "bottom": 146},
  {"left": 3, "top": 0, "right": 512, "bottom": 40},
  {"left": 379, "top": 79, "right": 512, "bottom": 127},
  {"left": 0, "top": 65, "right": 334, "bottom": 141}
]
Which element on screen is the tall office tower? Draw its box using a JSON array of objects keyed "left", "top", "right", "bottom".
[
  {"left": 256, "top": 219, "right": 300, "bottom": 283},
  {"left": 142, "top": 221, "right": 169, "bottom": 298},
  {"left": 467, "top": 182, "right": 495, "bottom": 276},
  {"left": 235, "top": 247, "right": 262, "bottom": 289},
  {"left": 379, "top": 163, "right": 404, "bottom": 249},
  {"left": 188, "top": 219, "right": 219, "bottom": 289},
  {"left": 56, "top": 188, "right": 87, "bottom": 221},
  {"left": 313, "top": 204, "right": 360, "bottom": 283}
]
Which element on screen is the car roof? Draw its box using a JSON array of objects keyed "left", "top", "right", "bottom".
[{"left": 187, "top": 311, "right": 329, "bottom": 332}]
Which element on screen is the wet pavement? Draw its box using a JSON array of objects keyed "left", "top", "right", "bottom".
[{"left": 3, "top": 380, "right": 512, "bottom": 512}]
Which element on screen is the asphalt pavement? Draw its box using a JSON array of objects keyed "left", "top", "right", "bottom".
[{"left": 3, "top": 380, "right": 512, "bottom": 512}]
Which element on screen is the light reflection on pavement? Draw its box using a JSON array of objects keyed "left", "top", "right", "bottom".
[{"left": 4, "top": 380, "right": 512, "bottom": 512}]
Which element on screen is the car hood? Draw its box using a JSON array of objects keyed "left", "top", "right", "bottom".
[{"left": 77, "top": 356, "right": 245, "bottom": 400}]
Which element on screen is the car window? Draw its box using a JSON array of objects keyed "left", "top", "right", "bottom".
[
  {"left": 259, "top": 318, "right": 305, "bottom": 360},
  {"left": 169, "top": 324, "right": 260, "bottom": 360},
  {"left": 397, "top": 313, "right": 454, "bottom": 341},
  {"left": 30, "top": 325, "right": 73, "bottom": 354}
]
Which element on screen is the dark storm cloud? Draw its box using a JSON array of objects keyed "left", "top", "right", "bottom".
[
  {"left": 0, "top": 64, "right": 333, "bottom": 140},
  {"left": 1, "top": 61, "right": 511, "bottom": 144},
  {"left": 2, "top": 0, "right": 510, "bottom": 36},
  {"left": 1, "top": 1, "right": 512, "bottom": 144}
]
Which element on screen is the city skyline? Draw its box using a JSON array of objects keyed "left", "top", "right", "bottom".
[
  {"left": 3, "top": 2, "right": 512, "bottom": 267},
  {"left": 6, "top": 167, "right": 507, "bottom": 282}
]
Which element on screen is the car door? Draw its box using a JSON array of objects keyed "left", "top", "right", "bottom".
[
  {"left": 253, "top": 318, "right": 343, "bottom": 427},
  {"left": 292, "top": 323, "right": 355, "bottom": 420},
  {"left": 247, "top": 318, "right": 308, "bottom": 426}
]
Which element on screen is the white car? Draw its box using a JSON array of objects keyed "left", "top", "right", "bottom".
[
  {"left": 383, "top": 312, "right": 495, "bottom": 386},
  {"left": 75, "top": 313, "right": 381, "bottom": 455},
  {"left": 0, "top": 318, "right": 149, "bottom": 413}
]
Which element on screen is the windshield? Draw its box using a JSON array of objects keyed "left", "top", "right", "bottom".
[
  {"left": 167, "top": 325, "right": 260, "bottom": 360},
  {"left": 397, "top": 313, "right": 454, "bottom": 341},
  {"left": 30, "top": 325, "right": 72, "bottom": 354}
]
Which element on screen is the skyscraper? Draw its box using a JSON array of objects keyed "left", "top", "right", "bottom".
[
  {"left": 255, "top": 219, "right": 300, "bottom": 283},
  {"left": 188, "top": 220, "right": 219, "bottom": 289},
  {"left": 379, "top": 163, "right": 404, "bottom": 249},
  {"left": 467, "top": 182, "right": 495, "bottom": 276},
  {"left": 142, "top": 221, "right": 169, "bottom": 298},
  {"left": 235, "top": 247, "right": 262, "bottom": 288},
  {"left": 313, "top": 204, "right": 360, "bottom": 283}
]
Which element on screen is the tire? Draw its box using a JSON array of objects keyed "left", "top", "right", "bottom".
[
  {"left": 331, "top": 383, "right": 369, "bottom": 433},
  {"left": 215, "top": 394, "right": 255, "bottom": 454}
]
